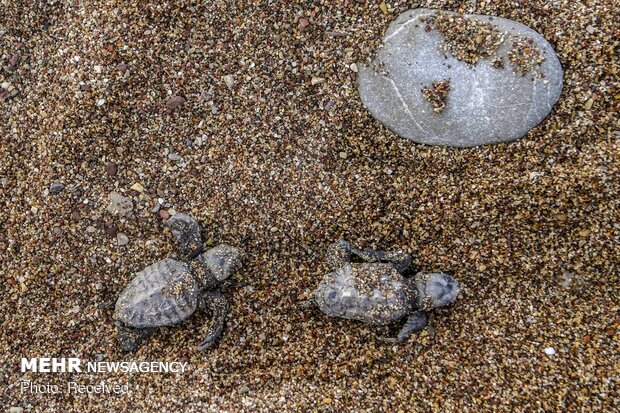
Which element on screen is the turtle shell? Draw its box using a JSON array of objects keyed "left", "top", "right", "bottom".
[
  {"left": 314, "top": 263, "right": 417, "bottom": 325},
  {"left": 114, "top": 258, "right": 199, "bottom": 328}
]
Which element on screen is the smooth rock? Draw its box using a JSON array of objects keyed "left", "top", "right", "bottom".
[{"left": 357, "top": 9, "right": 563, "bottom": 147}]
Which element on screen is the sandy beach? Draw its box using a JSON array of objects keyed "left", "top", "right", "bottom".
[{"left": 1, "top": 0, "right": 618, "bottom": 411}]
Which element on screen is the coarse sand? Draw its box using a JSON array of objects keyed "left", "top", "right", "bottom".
[{"left": 1, "top": 1, "right": 618, "bottom": 411}]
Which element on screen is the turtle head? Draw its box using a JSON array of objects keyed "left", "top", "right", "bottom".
[
  {"left": 197, "top": 244, "right": 243, "bottom": 282},
  {"left": 414, "top": 272, "right": 460, "bottom": 310}
]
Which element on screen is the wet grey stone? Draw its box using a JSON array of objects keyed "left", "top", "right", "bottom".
[
  {"left": 357, "top": 9, "right": 563, "bottom": 147},
  {"left": 50, "top": 182, "right": 65, "bottom": 194}
]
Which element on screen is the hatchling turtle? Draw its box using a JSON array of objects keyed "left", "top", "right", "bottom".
[
  {"left": 113, "top": 213, "right": 242, "bottom": 352},
  {"left": 313, "top": 240, "right": 460, "bottom": 342}
]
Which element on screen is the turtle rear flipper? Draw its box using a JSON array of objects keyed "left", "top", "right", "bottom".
[
  {"left": 116, "top": 323, "right": 155, "bottom": 352},
  {"left": 397, "top": 311, "right": 428, "bottom": 342},
  {"left": 166, "top": 213, "right": 203, "bottom": 259}
]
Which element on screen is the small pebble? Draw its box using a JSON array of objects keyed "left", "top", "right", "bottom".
[
  {"left": 107, "top": 191, "right": 133, "bottom": 217},
  {"left": 379, "top": 2, "right": 389, "bottom": 15},
  {"left": 311, "top": 76, "right": 325, "bottom": 86},
  {"left": 50, "top": 182, "right": 65, "bottom": 194},
  {"left": 105, "top": 223, "right": 118, "bottom": 237},
  {"left": 106, "top": 162, "right": 118, "bottom": 176},
  {"left": 223, "top": 75, "right": 235, "bottom": 90},
  {"left": 159, "top": 209, "right": 170, "bottom": 219},
  {"left": 298, "top": 18, "right": 310, "bottom": 30},
  {"left": 544, "top": 347, "right": 556, "bottom": 356},
  {"left": 9, "top": 53, "right": 20, "bottom": 68},
  {"left": 9, "top": 407, "right": 23, "bottom": 413},
  {"left": 96, "top": 98, "right": 106, "bottom": 106},
  {"left": 323, "top": 99, "right": 336, "bottom": 112},
  {"left": 117, "top": 62, "right": 128, "bottom": 73},
  {"left": 117, "top": 233, "right": 129, "bottom": 246},
  {"left": 130, "top": 182, "right": 144, "bottom": 193},
  {"left": 166, "top": 95, "right": 185, "bottom": 110}
]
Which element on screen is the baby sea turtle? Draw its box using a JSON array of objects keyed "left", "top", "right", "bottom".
[
  {"left": 313, "top": 240, "right": 460, "bottom": 342},
  {"left": 113, "top": 214, "right": 242, "bottom": 352}
]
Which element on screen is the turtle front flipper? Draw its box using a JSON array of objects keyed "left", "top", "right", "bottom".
[
  {"left": 166, "top": 213, "right": 203, "bottom": 259},
  {"left": 326, "top": 240, "right": 352, "bottom": 270},
  {"left": 197, "top": 289, "right": 229, "bottom": 351},
  {"left": 397, "top": 311, "right": 428, "bottom": 342},
  {"left": 116, "top": 323, "right": 155, "bottom": 352}
]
